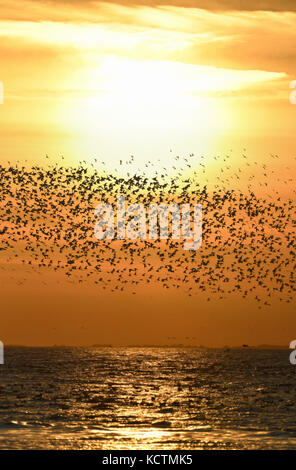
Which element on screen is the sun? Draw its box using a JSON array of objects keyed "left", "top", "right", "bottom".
[
  {"left": 62, "top": 57, "right": 231, "bottom": 172},
  {"left": 98, "top": 57, "right": 192, "bottom": 108}
]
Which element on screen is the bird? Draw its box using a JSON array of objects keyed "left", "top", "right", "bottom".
[{"left": 0, "top": 149, "right": 294, "bottom": 310}]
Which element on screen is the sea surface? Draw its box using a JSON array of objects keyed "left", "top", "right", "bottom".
[{"left": 0, "top": 347, "right": 295, "bottom": 450}]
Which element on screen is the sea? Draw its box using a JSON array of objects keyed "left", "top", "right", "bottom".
[{"left": 0, "top": 347, "right": 295, "bottom": 450}]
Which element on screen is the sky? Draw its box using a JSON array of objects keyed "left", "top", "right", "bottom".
[
  {"left": 0, "top": 1, "right": 296, "bottom": 347},
  {"left": 0, "top": 0, "right": 295, "bottom": 170}
]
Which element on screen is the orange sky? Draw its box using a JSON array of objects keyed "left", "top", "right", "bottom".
[
  {"left": 0, "top": 0, "right": 295, "bottom": 169},
  {"left": 0, "top": 1, "right": 295, "bottom": 347}
]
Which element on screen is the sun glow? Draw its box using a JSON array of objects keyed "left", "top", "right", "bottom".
[
  {"left": 54, "top": 56, "right": 285, "bottom": 173},
  {"left": 0, "top": 1, "right": 292, "bottom": 173},
  {"left": 97, "top": 58, "right": 201, "bottom": 107},
  {"left": 62, "top": 58, "right": 233, "bottom": 171}
]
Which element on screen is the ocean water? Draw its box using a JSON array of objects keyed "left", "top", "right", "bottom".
[{"left": 0, "top": 347, "right": 295, "bottom": 450}]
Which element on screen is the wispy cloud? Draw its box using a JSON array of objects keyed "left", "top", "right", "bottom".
[
  {"left": 0, "top": 1, "right": 294, "bottom": 106},
  {"left": 1, "top": 0, "right": 296, "bottom": 21},
  {"left": 0, "top": 2, "right": 295, "bottom": 77}
]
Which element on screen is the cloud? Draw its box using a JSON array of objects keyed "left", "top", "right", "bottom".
[
  {"left": 1, "top": 0, "right": 296, "bottom": 24},
  {"left": 0, "top": 4, "right": 295, "bottom": 76},
  {"left": 0, "top": 0, "right": 294, "bottom": 106},
  {"left": 2, "top": 0, "right": 296, "bottom": 19}
]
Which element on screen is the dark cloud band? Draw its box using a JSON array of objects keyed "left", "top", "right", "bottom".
[{"left": 39, "top": 0, "right": 296, "bottom": 12}]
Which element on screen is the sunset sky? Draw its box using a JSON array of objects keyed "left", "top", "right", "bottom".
[
  {"left": 0, "top": 1, "right": 296, "bottom": 347},
  {"left": 0, "top": 0, "right": 295, "bottom": 170}
]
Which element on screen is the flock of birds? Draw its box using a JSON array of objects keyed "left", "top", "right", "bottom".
[{"left": 0, "top": 151, "right": 295, "bottom": 308}]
